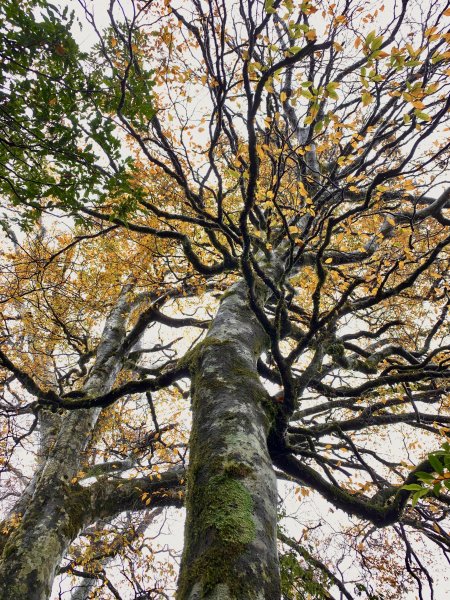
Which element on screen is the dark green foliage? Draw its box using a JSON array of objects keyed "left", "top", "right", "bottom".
[
  {"left": 402, "top": 441, "right": 450, "bottom": 506},
  {"left": 0, "top": 0, "right": 154, "bottom": 228}
]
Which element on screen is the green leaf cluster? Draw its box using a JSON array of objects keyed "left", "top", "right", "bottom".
[
  {"left": 0, "top": 0, "right": 154, "bottom": 228},
  {"left": 402, "top": 442, "right": 450, "bottom": 506}
]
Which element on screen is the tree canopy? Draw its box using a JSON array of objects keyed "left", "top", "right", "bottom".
[{"left": 0, "top": 0, "right": 450, "bottom": 598}]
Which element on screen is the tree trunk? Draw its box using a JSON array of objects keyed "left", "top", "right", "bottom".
[
  {"left": 0, "top": 288, "right": 132, "bottom": 600},
  {"left": 177, "top": 282, "right": 280, "bottom": 600}
]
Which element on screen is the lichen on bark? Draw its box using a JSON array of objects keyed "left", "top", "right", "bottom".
[{"left": 177, "top": 281, "right": 280, "bottom": 600}]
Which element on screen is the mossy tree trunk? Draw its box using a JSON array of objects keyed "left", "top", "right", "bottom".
[
  {"left": 0, "top": 289, "right": 132, "bottom": 600},
  {"left": 0, "top": 425, "right": 91, "bottom": 600},
  {"left": 177, "top": 282, "right": 280, "bottom": 600}
]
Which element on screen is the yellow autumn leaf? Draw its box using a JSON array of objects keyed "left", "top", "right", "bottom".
[
  {"left": 256, "top": 145, "right": 265, "bottom": 160},
  {"left": 362, "top": 91, "right": 373, "bottom": 106}
]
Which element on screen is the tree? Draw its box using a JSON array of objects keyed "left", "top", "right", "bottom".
[{"left": 0, "top": 0, "right": 450, "bottom": 598}]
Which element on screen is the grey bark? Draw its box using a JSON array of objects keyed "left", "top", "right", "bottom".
[
  {"left": 177, "top": 281, "right": 280, "bottom": 600},
  {"left": 0, "top": 287, "right": 134, "bottom": 600}
]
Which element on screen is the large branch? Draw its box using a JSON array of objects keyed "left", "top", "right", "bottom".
[
  {"left": 82, "top": 466, "right": 185, "bottom": 525},
  {"left": 0, "top": 349, "right": 189, "bottom": 410},
  {"left": 271, "top": 452, "right": 436, "bottom": 528}
]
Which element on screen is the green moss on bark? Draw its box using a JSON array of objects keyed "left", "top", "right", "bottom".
[
  {"left": 260, "top": 395, "right": 278, "bottom": 427},
  {"left": 222, "top": 459, "right": 254, "bottom": 479},
  {"left": 178, "top": 337, "right": 231, "bottom": 372},
  {"left": 220, "top": 289, "right": 238, "bottom": 302},
  {"left": 177, "top": 474, "right": 257, "bottom": 599},
  {"left": 203, "top": 474, "right": 255, "bottom": 543},
  {"left": 62, "top": 484, "right": 90, "bottom": 539}
]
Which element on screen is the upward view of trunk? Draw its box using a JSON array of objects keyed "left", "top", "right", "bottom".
[
  {"left": 3, "top": 1, "right": 450, "bottom": 599},
  {"left": 177, "top": 281, "right": 280, "bottom": 600},
  {"left": 0, "top": 289, "right": 133, "bottom": 600},
  {"left": 0, "top": 279, "right": 281, "bottom": 600}
]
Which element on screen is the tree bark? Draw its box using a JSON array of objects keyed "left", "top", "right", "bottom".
[
  {"left": 0, "top": 288, "right": 133, "bottom": 600},
  {"left": 177, "top": 282, "right": 280, "bottom": 600}
]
